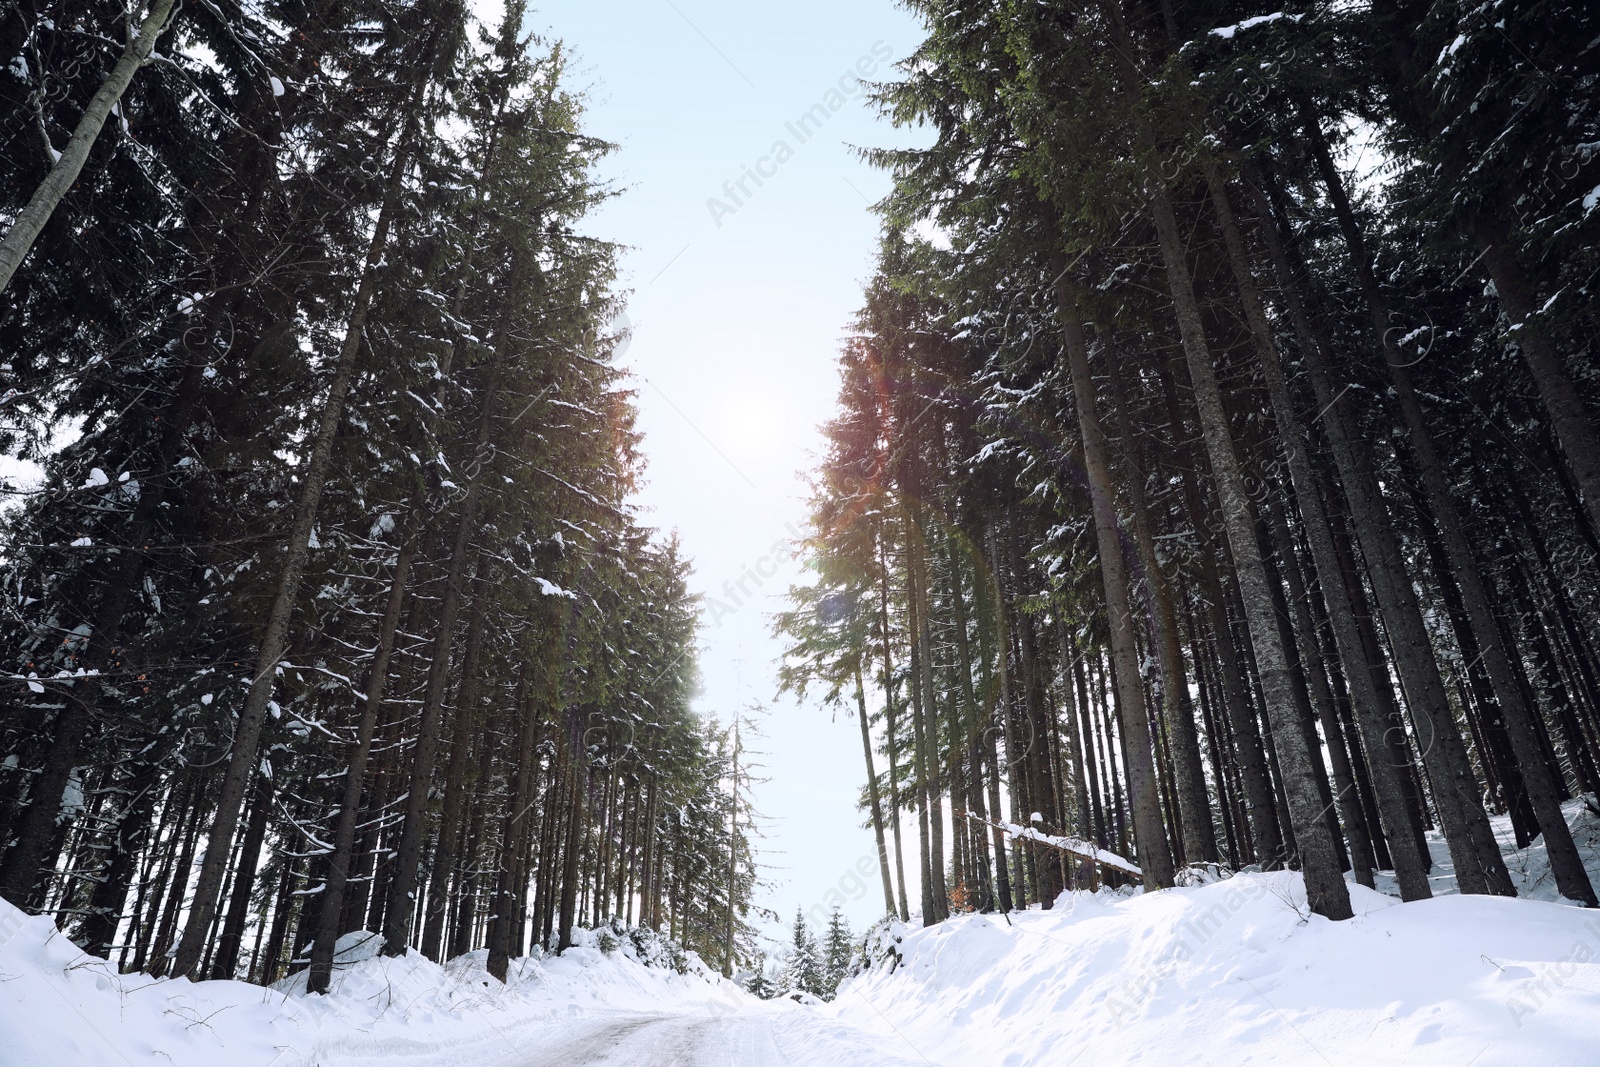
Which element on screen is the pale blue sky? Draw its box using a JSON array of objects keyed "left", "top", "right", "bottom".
[{"left": 530, "top": 0, "right": 930, "bottom": 938}]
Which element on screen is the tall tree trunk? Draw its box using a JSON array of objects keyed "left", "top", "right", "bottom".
[
  {"left": 1054, "top": 628, "right": 1093, "bottom": 881},
  {"left": 72, "top": 757, "right": 166, "bottom": 958},
  {"left": 488, "top": 679, "right": 539, "bottom": 981},
  {"left": 1475, "top": 230, "right": 1600, "bottom": 539},
  {"left": 148, "top": 780, "right": 207, "bottom": 975},
  {"left": 382, "top": 307, "right": 522, "bottom": 953},
  {"left": 258, "top": 859, "right": 297, "bottom": 985},
  {"left": 0, "top": 348, "right": 207, "bottom": 907},
  {"left": 209, "top": 774, "right": 274, "bottom": 979},
  {"left": 876, "top": 550, "right": 913, "bottom": 921},
  {"left": 723, "top": 720, "right": 740, "bottom": 976},
  {"left": 171, "top": 111, "right": 420, "bottom": 978},
  {"left": 419, "top": 600, "right": 487, "bottom": 961},
  {"left": 972, "top": 541, "right": 1016, "bottom": 911},
  {"left": 948, "top": 540, "right": 998, "bottom": 909},
  {"left": 911, "top": 514, "right": 950, "bottom": 920},
  {"left": 1300, "top": 125, "right": 1595, "bottom": 907},
  {"left": 306, "top": 521, "right": 420, "bottom": 992},
  {"left": 0, "top": 0, "right": 178, "bottom": 293},
  {"left": 1008, "top": 529, "right": 1063, "bottom": 905},
  {"left": 1072, "top": 652, "right": 1108, "bottom": 849},
  {"left": 1054, "top": 267, "right": 1175, "bottom": 890},
  {"left": 904, "top": 508, "right": 940, "bottom": 920},
  {"left": 1130, "top": 135, "right": 1350, "bottom": 915},
  {"left": 638, "top": 778, "right": 657, "bottom": 930},
  {"left": 1265, "top": 495, "right": 1376, "bottom": 886},
  {"left": 1506, "top": 563, "right": 1600, "bottom": 797},
  {"left": 556, "top": 718, "right": 586, "bottom": 953},
  {"left": 1105, "top": 338, "right": 1217, "bottom": 864},
  {"left": 1162, "top": 363, "right": 1280, "bottom": 868},
  {"left": 1209, "top": 162, "right": 1434, "bottom": 898},
  {"left": 1409, "top": 500, "right": 1538, "bottom": 846},
  {"left": 854, "top": 666, "right": 897, "bottom": 916},
  {"left": 1250, "top": 158, "right": 1514, "bottom": 898},
  {"left": 1257, "top": 507, "right": 1359, "bottom": 876}
]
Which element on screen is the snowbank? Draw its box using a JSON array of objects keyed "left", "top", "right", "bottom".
[
  {"left": 5, "top": 801, "right": 1599, "bottom": 1065},
  {"left": 0, "top": 912, "right": 748, "bottom": 1066},
  {"left": 830, "top": 802, "right": 1600, "bottom": 1066}
]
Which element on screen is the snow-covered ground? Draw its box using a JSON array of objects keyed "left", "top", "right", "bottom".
[
  {"left": 832, "top": 798, "right": 1600, "bottom": 1066},
  {"left": 0, "top": 915, "right": 922, "bottom": 1065},
  {"left": 4, "top": 800, "right": 1598, "bottom": 1066}
]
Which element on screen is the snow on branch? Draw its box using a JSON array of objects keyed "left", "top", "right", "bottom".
[{"left": 967, "top": 811, "right": 1143, "bottom": 877}]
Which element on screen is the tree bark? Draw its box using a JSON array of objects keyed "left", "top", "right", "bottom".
[
  {"left": 1133, "top": 151, "right": 1350, "bottom": 917},
  {"left": 854, "top": 666, "right": 897, "bottom": 916},
  {"left": 1162, "top": 364, "right": 1280, "bottom": 868},
  {"left": 723, "top": 720, "right": 740, "bottom": 976},
  {"left": 1265, "top": 495, "right": 1376, "bottom": 886},
  {"left": 1299, "top": 125, "right": 1594, "bottom": 906},
  {"left": 556, "top": 719, "right": 586, "bottom": 953},
  {"left": 875, "top": 556, "right": 913, "bottom": 921},
  {"left": 488, "top": 679, "right": 539, "bottom": 981},
  {"left": 0, "top": 0, "right": 178, "bottom": 293},
  {"left": 1255, "top": 145, "right": 1511, "bottom": 897},
  {"left": 381, "top": 275, "right": 527, "bottom": 952},
  {"left": 1104, "top": 338, "right": 1218, "bottom": 864},
  {"left": 306, "top": 523, "right": 420, "bottom": 992},
  {"left": 911, "top": 513, "right": 951, "bottom": 920},
  {"left": 419, "top": 599, "right": 487, "bottom": 961},
  {"left": 903, "top": 506, "right": 942, "bottom": 920},
  {"left": 1208, "top": 161, "right": 1436, "bottom": 898},
  {"left": 1054, "top": 267, "right": 1175, "bottom": 890},
  {"left": 72, "top": 758, "right": 165, "bottom": 958},
  {"left": 1288, "top": 291, "right": 1507, "bottom": 894},
  {"left": 209, "top": 774, "right": 274, "bottom": 979},
  {"left": 1475, "top": 232, "right": 1600, "bottom": 540}
]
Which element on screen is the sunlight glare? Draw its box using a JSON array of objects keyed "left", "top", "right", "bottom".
[{"left": 718, "top": 388, "right": 788, "bottom": 459}]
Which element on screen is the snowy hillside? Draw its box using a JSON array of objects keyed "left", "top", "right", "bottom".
[
  {"left": 834, "top": 873, "right": 1599, "bottom": 1065},
  {"left": 831, "top": 800, "right": 1600, "bottom": 1067},
  {"left": 0, "top": 917, "right": 750, "bottom": 1066}
]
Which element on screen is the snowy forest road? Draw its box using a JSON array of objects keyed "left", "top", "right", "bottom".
[
  {"left": 497, "top": 1009, "right": 938, "bottom": 1067},
  {"left": 323, "top": 1006, "right": 942, "bottom": 1067},
  {"left": 514, "top": 1012, "right": 781, "bottom": 1064}
]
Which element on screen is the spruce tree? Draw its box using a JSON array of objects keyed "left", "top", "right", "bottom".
[
  {"left": 821, "top": 907, "right": 853, "bottom": 1000},
  {"left": 782, "top": 908, "right": 824, "bottom": 999},
  {"left": 744, "top": 963, "right": 776, "bottom": 1000}
]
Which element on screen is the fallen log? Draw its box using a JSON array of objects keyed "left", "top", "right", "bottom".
[{"left": 965, "top": 811, "right": 1142, "bottom": 878}]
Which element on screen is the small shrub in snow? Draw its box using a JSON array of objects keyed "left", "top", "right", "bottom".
[
  {"left": 1174, "top": 863, "right": 1233, "bottom": 887},
  {"left": 858, "top": 914, "right": 907, "bottom": 974},
  {"left": 743, "top": 965, "right": 777, "bottom": 999}
]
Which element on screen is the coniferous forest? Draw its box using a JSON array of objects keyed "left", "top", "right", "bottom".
[
  {"left": 5, "top": 2, "right": 1600, "bottom": 1055},
  {"left": 779, "top": 0, "right": 1600, "bottom": 925},
  {"left": 0, "top": 0, "right": 759, "bottom": 989}
]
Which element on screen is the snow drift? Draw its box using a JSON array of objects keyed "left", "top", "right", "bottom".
[
  {"left": 0, "top": 913, "right": 748, "bottom": 1066},
  {"left": 831, "top": 802, "right": 1600, "bottom": 1067},
  {"left": 4, "top": 801, "right": 1599, "bottom": 1065}
]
